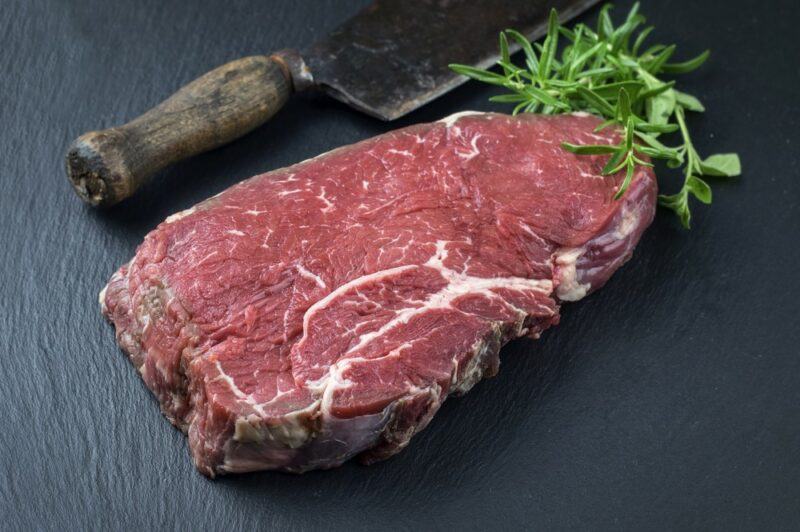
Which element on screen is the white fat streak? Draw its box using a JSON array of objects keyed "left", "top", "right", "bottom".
[
  {"left": 226, "top": 229, "right": 245, "bottom": 236},
  {"left": 344, "top": 241, "right": 550, "bottom": 356},
  {"left": 273, "top": 173, "right": 298, "bottom": 184},
  {"left": 164, "top": 206, "right": 197, "bottom": 224},
  {"left": 98, "top": 284, "right": 107, "bottom": 307},
  {"left": 579, "top": 169, "right": 605, "bottom": 179},
  {"left": 299, "top": 264, "right": 417, "bottom": 338},
  {"left": 213, "top": 360, "right": 266, "bottom": 417},
  {"left": 296, "top": 264, "right": 326, "bottom": 289},
  {"left": 586, "top": 132, "right": 610, "bottom": 142},
  {"left": 438, "top": 110, "right": 485, "bottom": 128},
  {"left": 554, "top": 247, "right": 590, "bottom": 302},
  {"left": 317, "top": 358, "right": 355, "bottom": 414},
  {"left": 457, "top": 134, "right": 482, "bottom": 161},
  {"left": 308, "top": 342, "right": 414, "bottom": 415},
  {"left": 317, "top": 187, "right": 334, "bottom": 213}
]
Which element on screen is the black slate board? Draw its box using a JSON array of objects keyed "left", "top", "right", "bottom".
[{"left": 2, "top": 0, "right": 799, "bottom": 529}]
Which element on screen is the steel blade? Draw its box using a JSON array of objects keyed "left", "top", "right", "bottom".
[{"left": 302, "top": 0, "right": 600, "bottom": 120}]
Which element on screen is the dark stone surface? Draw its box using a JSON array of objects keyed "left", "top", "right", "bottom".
[{"left": 1, "top": 0, "right": 798, "bottom": 529}]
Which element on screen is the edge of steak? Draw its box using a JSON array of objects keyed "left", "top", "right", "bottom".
[{"left": 100, "top": 111, "right": 657, "bottom": 476}]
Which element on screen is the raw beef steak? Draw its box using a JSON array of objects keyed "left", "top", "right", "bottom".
[{"left": 101, "top": 111, "right": 657, "bottom": 476}]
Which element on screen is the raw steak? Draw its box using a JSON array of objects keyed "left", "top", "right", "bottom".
[{"left": 101, "top": 111, "right": 657, "bottom": 476}]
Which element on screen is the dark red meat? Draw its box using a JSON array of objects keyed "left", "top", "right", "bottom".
[{"left": 101, "top": 111, "right": 656, "bottom": 476}]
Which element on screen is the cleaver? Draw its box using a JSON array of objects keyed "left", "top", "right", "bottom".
[{"left": 66, "top": 0, "right": 598, "bottom": 207}]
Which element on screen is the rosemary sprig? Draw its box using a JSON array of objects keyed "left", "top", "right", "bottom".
[{"left": 449, "top": 3, "right": 741, "bottom": 228}]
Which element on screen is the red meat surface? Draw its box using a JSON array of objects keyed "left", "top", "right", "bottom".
[{"left": 101, "top": 112, "right": 657, "bottom": 476}]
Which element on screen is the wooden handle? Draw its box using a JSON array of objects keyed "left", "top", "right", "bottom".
[{"left": 66, "top": 54, "right": 296, "bottom": 207}]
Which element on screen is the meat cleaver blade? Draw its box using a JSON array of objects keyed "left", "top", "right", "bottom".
[{"left": 306, "top": 0, "right": 601, "bottom": 120}]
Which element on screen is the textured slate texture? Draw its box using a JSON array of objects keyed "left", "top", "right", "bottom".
[{"left": 1, "top": 0, "right": 799, "bottom": 529}]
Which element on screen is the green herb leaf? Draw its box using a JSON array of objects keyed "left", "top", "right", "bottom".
[
  {"left": 624, "top": 114, "right": 635, "bottom": 151},
  {"left": 617, "top": 87, "right": 633, "bottom": 121},
  {"left": 505, "top": 29, "right": 539, "bottom": 73},
  {"left": 538, "top": 9, "right": 560, "bottom": 80},
  {"left": 589, "top": 80, "right": 645, "bottom": 100},
  {"left": 615, "top": 157, "right": 636, "bottom": 199},
  {"left": 597, "top": 4, "right": 615, "bottom": 41},
  {"left": 526, "top": 86, "right": 569, "bottom": 109},
  {"left": 674, "top": 90, "right": 705, "bottom": 112},
  {"left": 635, "top": 122, "right": 680, "bottom": 134},
  {"left": 661, "top": 50, "right": 710, "bottom": 73},
  {"left": 448, "top": 64, "right": 507, "bottom": 86},
  {"left": 637, "top": 80, "right": 675, "bottom": 101},
  {"left": 659, "top": 191, "right": 691, "bottom": 228},
  {"left": 646, "top": 44, "right": 677, "bottom": 73},
  {"left": 499, "top": 32, "right": 511, "bottom": 76},
  {"left": 575, "top": 86, "right": 616, "bottom": 116},
  {"left": 645, "top": 87, "right": 676, "bottom": 126},
  {"left": 687, "top": 175, "right": 712, "bottom": 203},
  {"left": 602, "top": 149, "right": 627, "bottom": 174},
  {"left": 561, "top": 142, "right": 619, "bottom": 155},
  {"left": 699, "top": 153, "right": 742, "bottom": 177},
  {"left": 632, "top": 25, "right": 654, "bottom": 56},
  {"left": 489, "top": 94, "right": 529, "bottom": 103}
]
